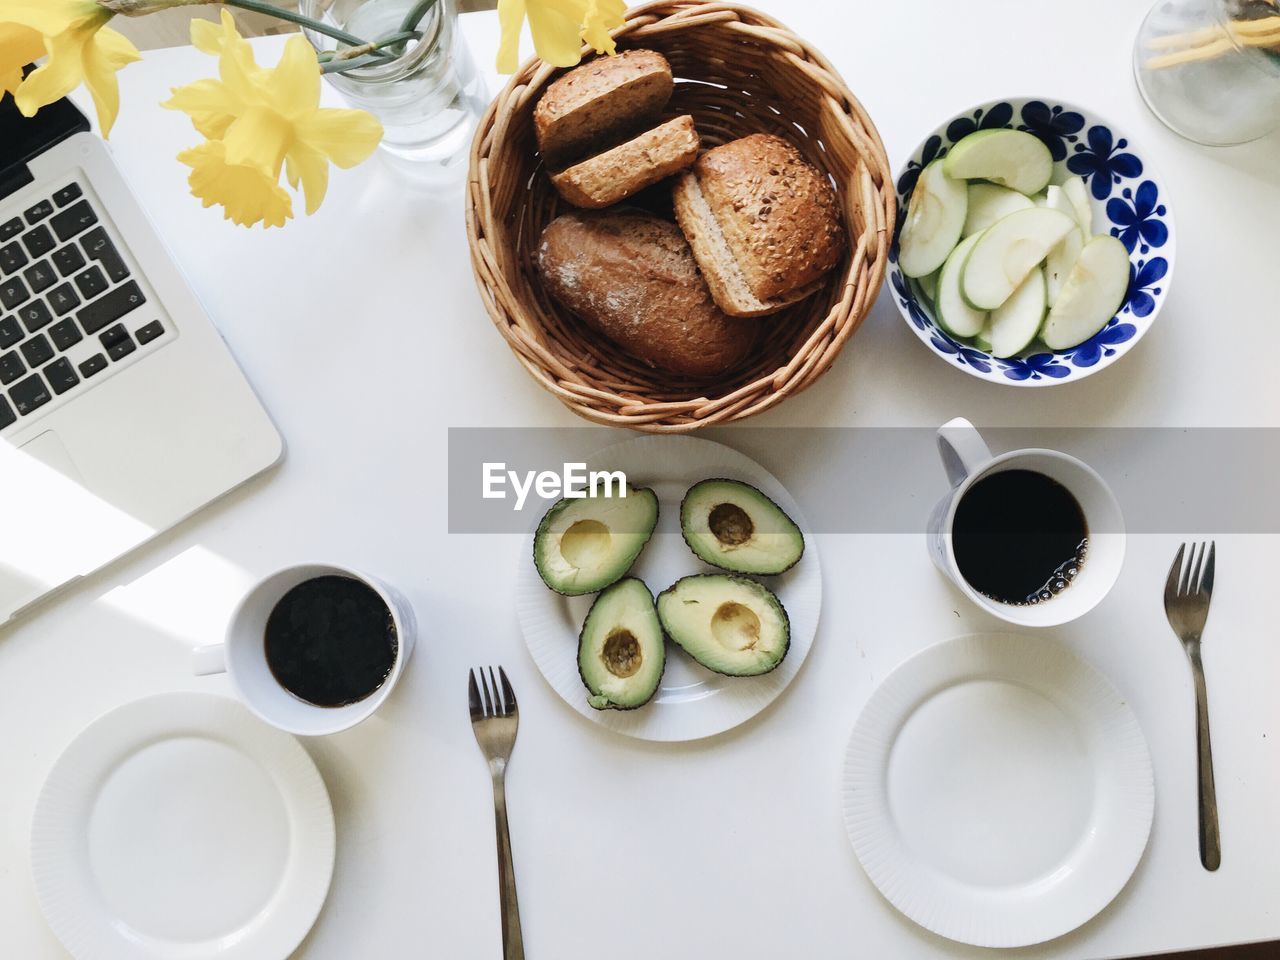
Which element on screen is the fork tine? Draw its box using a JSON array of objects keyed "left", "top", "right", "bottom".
[
  {"left": 468, "top": 669, "right": 482, "bottom": 721},
  {"left": 1178, "top": 542, "right": 1197, "bottom": 596},
  {"left": 479, "top": 667, "right": 494, "bottom": 716},
  {"left": 1189, "top": 541, "right": 1207, "bottom": 596},
  {"left": 488, "top": 666, "right": 503, "bottom": 715},
  {"left": 1166, "top": 542, "right": 1186, "bottom": 600},
  {"left": 1200, "top": 541, "right": 1216, "bottom": 597},
  {"left": 499, "top": 667, "right": 517, "bottom": 715}
]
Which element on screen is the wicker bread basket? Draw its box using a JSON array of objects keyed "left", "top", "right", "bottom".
[{"left": 466, "top": 1, "right": 896, "bottom": 431}]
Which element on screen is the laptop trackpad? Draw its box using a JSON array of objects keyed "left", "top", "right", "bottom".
[{"left": 18, "top": 431, "right": 85, "bottom": 484}]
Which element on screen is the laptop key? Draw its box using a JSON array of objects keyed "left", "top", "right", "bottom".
[
  {"left": 24, "top": 260, "right": 56, "bottom": 294},
  {"left": 19, "top": 300, "right": 52, "bottom": 333},
  {"left": 0, "top": 396, "right": 14, "bottom": 431},
  {"left": 74, "top": 265, "right": 108, "bottom": 300},
  {"left": 0, "top": 241, "right": 28, "bottom": 274},
  {"left": 50, "top": 200, "right": 98, "bottom": 243},
  {"left": 23, "top": 224, "right": 55, "bottom": 259},
  {"left": 1, "top": 277, "right": 29, "bottom": 310},
  {"left": 21, "top": 333, "right": 54, "bottom": 368},
  {"left": 81, "top": 228, "right": 130, "bottom": 282},
  {"left": 49, "top": 318, "right": 82, "bottom": 351},
  {"left": 44, "top": 357, "right": 79, "bottom": 395},
  {"left": 9, "top": 372, "right": 51, "bottom": 416},
  {"left": 78, "top": 281, "right": 144, "bottom": 335},
  {"left": 102, "top": 326, "right": 136, "bottom": 361},
  {"left": 25, "top": 199, "right": 54, "bottom": 224},
  {"left": 0, "top": 350, "right": 24, "bottom": 385},
  {"left": 53, "top": 184, "right": 83, "bottom": 207},
  {"left": 0, "top": 316, "right": 21, "bottom": 349},
  {"left": 136, "top": 320, "right": 165, "bottom": 345},
  {"left": 78, "top": 353, "right": 108, "bottom": 379},
  {"left": 52, "top": 244, "right": 85, "bottom": 277},
  {"left": 47, "top": 283, "right": 80, "bottom": 316},
  {"left": 0, "top": 218, "right": 22, "bottom": 242}
]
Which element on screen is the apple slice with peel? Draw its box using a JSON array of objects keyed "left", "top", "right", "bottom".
[
  {"left": 899, "top": 159, "right": 968, "bottom": 278},
  {"left": 961, "top": 207, "right": 1076, "bottom": 310},
  {"left": 963, "top": 183, "right": 1034, "bottom": 238},
  {"left": 935, "top": 232, "right": 987, "bottom": 338},
  {"left": 1042, "top": 186, "right": 1085, "bottom": 306},
  {"left": 943, "top": 129, "right": 1054, "bottom": 196},
  {"left": 1062, "top": 176, "right": 1093, "bottom": 237},
  {"left": 1041, "top": 235, "right": 1130, "bottom": 350},
  {"left": 919, "top": 268, "right": 940, "bottom": 304},
  {"left": 982, "top": 268, "right": 1046, "bottom": 358}
]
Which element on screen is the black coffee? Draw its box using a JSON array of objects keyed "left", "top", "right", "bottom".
[
  {"left": 952, "top": 470, "right": 1088, "bottom": 606},
  {"left": 264, "top": 576, "right": 397, "bottom": 707}
]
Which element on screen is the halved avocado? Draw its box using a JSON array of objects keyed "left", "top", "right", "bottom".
[
  {"left": 534, "top": 486, "right": 658, "bottom": 596},
  {"left": 657, "top": 574, "right": 790, "bottom": 677},
  {"left": 680, "top": 479, "right": 804, "bottom": 575},
  {"left": 579, "top": 578, "right": 665, "bottom": 710}
]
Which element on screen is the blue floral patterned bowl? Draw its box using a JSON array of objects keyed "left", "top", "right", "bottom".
[{"left": 889, "top": 98, "right": 1176, "bottom": 386}]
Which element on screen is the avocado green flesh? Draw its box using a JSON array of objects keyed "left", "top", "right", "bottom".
[
  {"left": 680, "top": 479, "right": 804, "bottom": 575},
  {"left": 534, "top": 487, "right": 658, "bottom": 596},
  {"left": 657, "top": 575, "right": 790, "bottom": 677},
  {"left": 579, "top": 578, "right": 665, "bottom": 710}
]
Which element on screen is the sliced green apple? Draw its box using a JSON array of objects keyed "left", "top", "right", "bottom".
[
  {"left": 919, "top": 268, "right": 940, "bottom": 304},
  {"left": 943, "top": 129, "right": 1054, "bottom": 196},
  {"left": 962, "top": 183, "right": 1034, "bottom": 238},
  {"left": 1041, "top": 235, "right": 1130, "bottom": 350},
  {"left": 899, "top": 159, "right": 967, "bottom": 278},
  {"left": 1042, "top": 186, "right": 1085, "bottom": 306},
  {"left": 935, "top": 232, "right": 987, "bottom": 338},
  {"left": 961, "top": 207, "right": 1077, "bottom": 310},
  {"left": 1062, "top": 175, "right": 1094, "bottom": 238},
  {"left": 984, "top": 268, "right": 1046, "bottom": 358}
]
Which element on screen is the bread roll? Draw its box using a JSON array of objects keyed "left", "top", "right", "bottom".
[
  {"left": 673, "top": 134, "right": 846, "bottom": 317},
  {"left": 537, "top": 210, "right": 758, "bottom": 379},
  {"left": 550, "top": 116, "right": 700, "bottom": 210},
  {"left": 534, "top": 50, "right": 673, "bottom": 166}
]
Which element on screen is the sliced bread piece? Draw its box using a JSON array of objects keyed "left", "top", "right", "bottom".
[
  {"left": 534, "top": 50, "right": 673, "bottom": 166},
  {"left": 672, "top": 134, "right": 845, "bottom": 317},
  {"left": 550, "top": 116, "right": 700, "bottom": 210}
]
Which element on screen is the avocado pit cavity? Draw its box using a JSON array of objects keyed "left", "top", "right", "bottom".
[
  {"left": 561, "top": 519, "right": 612, "bottom": 569},
  {"left": 711, "top": 601, "right": 761, "bottom": 651},
  {"left": 708, "top": 502, "right": 754, "bottom": 547},
  {"left": 601, "top": 628, "right": 643, "bottom": 678}
]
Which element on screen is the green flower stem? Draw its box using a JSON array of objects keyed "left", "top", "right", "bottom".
[
  {"left": 317, "top": 29, "right": 420, "bottom": 63},
  {"left": 216, "top": 0, "right": 370, "bottom": 49},
  {"left": 398, "top": 0, "right": 439, "bottom": 34}
]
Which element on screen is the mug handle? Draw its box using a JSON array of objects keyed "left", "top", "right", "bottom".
[
  {"left": 937, "top": 417, "right": 992, "bottom": 487},
  {"left": 192, "top": 643, "right": 228, "bottom": 677}
]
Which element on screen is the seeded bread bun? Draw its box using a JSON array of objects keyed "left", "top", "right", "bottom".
[
  {"left": 673, "top": 134, "right": 846, "bottom": 317},
  {"left": 550, "top": 116, "right": 700, "bottom": 210},
  {"left": 537, "top": 209, "right": 758, "bottom": 379}
]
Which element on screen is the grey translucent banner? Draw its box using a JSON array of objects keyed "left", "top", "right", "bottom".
[{"left": 448, "top": 427, "right": 1278, "bottom": 534}]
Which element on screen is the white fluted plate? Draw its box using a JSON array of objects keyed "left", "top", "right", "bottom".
[
  {"left": 517, "top": 435, "right": 821, "bottom": 742},
  {"left": 31, "top": 693, "right": 334, "bottom": 960},
  {"left": 842, "top": 633, "right": 1154, "bottom": 948}
]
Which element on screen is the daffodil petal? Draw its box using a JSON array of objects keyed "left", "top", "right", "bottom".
[
  {"left": 269, "top": 35, "right": 320, "bottom": 117},
  {"left": 179, "top": 140, "right": 293, "bottom": 229},
  {"left": 0, "top": 23, "right": 46, "bottom": 98},
  {"left": 0, "top": 0, "right": 106, "bottom": 38},
  {"left": 189, "top": 15, "right": 223, "bottom": 56},
  {"left": 525, "top": 1, "right": 586, "bottom": 68},
  {"left": 495, "top": 0, "right": 528, "bottom": 74},
  {"left": 581, "top": 0, "right": 624, "bottom": 55},
  {"left": 79, "top": 27, "right": 140, "bottom": 138},
  {"left": 293, "top": 108, "right": 383, "bottom": 168},
  {"left": 162, "top": 78, "right": 242, "bottom": 140},
  {"left": 285, "top": 143, "right": 330, "bottom": 216},
  {"left": 13, "top": 30, "right": 87, "bottom": 117},
  {"left": 222, "top": 106, "right": 291, "bottom": 176}
]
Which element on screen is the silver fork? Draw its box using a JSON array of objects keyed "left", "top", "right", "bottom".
[
  {"left": 1163, "top": 541, "right": 1221, "bottom": 871},
  {"left": 469, "top": 667, "right": 524, "bottom": 960}
]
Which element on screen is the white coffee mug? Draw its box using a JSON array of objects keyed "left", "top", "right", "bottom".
[
  {"left": 927, "top": 418, "right": 1125, "bottom": 627},
  {"left": 193, "top": 563, "right": 417, "bottom": 736}
]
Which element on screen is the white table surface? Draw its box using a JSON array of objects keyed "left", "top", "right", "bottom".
[{"left": 3, "top": 4, "right": 1279, "bottom": 959}]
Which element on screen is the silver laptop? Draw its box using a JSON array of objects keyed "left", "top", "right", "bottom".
[{"left": 0, "top": 83, "right": 283, "bottom": 626}]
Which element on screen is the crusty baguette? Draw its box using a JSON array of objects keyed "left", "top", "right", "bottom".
[
  {"left": 672, "top": 172, "right": 824, "bottom": 317},
  {"left": 675, "top": 134, "right": 845, "bottom": 315},
  {"left": 534, "top": 50, "right": 673, "bottom": 166},
  {"left": 550, "top": 116, "right": 699, "bottom": 210},
  {"left": 537, "top": 210, "right": 757, "bottom": 379}
]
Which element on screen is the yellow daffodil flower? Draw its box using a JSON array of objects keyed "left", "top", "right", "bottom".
[
  {"left": 0, "top": 0, "right": 141, "bottom": 137},
  {"left": 164, "top": 12, "right": 383, "bottom": 229},
  {"left": 496, "top": 0, "right": 626, "bottom": 73},
  {"left": 1, "top": 22, "right": 44, "bottom": 99}
]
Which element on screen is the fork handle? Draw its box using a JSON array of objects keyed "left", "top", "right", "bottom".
[
  {"left": 1188, "top": 644, "right": 1222, "bottom": 871},
  {"left": 491, "top": 771, "right": 525, "bottom": 959}
]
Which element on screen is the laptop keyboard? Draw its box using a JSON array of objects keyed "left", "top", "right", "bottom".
[{"left": 0, "top": 181, "right": 166, "bottom": 433}]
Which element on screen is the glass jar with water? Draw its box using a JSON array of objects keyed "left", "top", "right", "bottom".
[{"left": 302, "top": 0, "right": 486, "bottom": 164}]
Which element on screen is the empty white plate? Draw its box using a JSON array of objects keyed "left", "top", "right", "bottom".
[
  {"left": 31, "top": 692, "right": 335, "bottom": 960},
  {"left": 517, "top": 435, "right": 821, "bottom": 741},
  {"left": 842, "top": 633, "right": 1154, "bottom": 948}
]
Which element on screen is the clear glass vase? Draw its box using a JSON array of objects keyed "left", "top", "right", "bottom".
[
  {"left": 301, "top": 0, "right": 486, "bottom": 165},
  {"left": 1133, "top": 0, "right": 1280, "bottom": 145}
]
